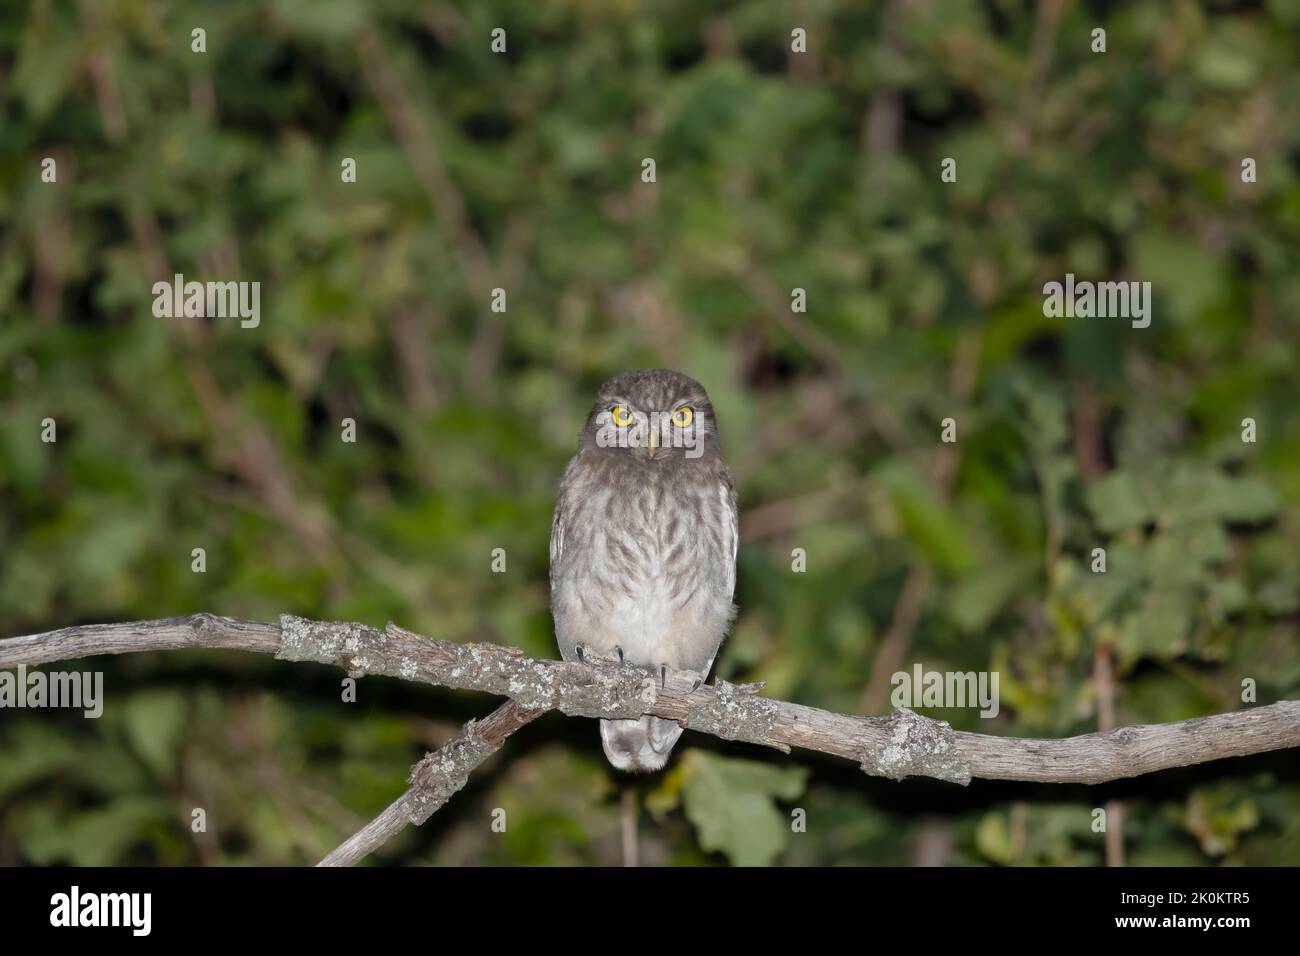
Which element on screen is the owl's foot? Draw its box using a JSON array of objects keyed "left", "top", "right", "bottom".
[
  {"left": 577, "top": 644, "right": 631, "bottom": 668},
  {"left": 655, "top": 665, "right": 706, "bottom": 690},
  {"left": 655, "top": 665, "right": 707, "bottom": 686}
]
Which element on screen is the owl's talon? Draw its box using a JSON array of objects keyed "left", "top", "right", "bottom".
[
  {"left": 660, "top": 664, "right": 667, "bottom": 689},
  {"left": 615, "top": 646, "right": 624, "bottom": 664},
  {"left": 690, "top": 677, "right": 703, "bottom": 692},
  {"left": 576, "top": 644, "right": 585, "bottom": 664}
]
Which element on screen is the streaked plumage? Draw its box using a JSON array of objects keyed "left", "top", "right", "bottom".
[{"left": 550, "top": 370, "right": 738, "bottom": 772}]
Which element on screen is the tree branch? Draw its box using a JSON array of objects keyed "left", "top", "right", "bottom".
[
  {"left": 317, "top": 699, "right": 543, "bottom": 867},
  {"left": 5, "top": 612, "right": 1298, "bottom": 800}
]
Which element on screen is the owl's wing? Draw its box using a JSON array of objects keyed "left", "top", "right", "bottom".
[
  {"left": 549, "top": 489, "right": 565, "bottom": 574},
  {"left": 549, "top": 457, "right": 575, "bottom": 578},
  {"left": 720, "top": 466, "right": 738, "bottom": 599}
]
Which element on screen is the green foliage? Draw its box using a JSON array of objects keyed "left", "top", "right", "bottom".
[
  {"left": 1, "top": 1, "right": 1299, "bottom": 865},
  {"left": 673, "top": 751, "right": 809, "bottom": 867}
]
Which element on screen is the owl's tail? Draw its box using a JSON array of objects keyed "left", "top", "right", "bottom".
[{"left": 599, "top": 716, "right": 683, "bottom": 772}]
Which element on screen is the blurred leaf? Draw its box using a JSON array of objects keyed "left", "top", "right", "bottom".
[
  {"left": 1085, "top": 472, "right": 1151, "bottom": 534},
  {"left": 679, "top": 750, "right": 808, "bottom": 866},
  {"left": 21, "top": 796, "right": 172, "bottom": 866},
  {"left": 123, "top": 691, "right": 188, "bottom": 780}
]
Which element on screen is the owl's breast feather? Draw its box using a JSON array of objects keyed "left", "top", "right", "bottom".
[{"left": 551, "top": 450, "right": 736, "bottom": 670}]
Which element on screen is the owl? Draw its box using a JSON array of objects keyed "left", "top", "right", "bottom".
[{"left": 550, "top": 370, "right": 738, "bottom": 772}]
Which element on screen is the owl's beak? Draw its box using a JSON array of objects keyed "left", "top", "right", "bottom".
[{"left": 645, "top": 429, "right": 659, "bottom": 459}]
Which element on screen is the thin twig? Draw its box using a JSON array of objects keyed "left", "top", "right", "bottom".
[
  {"left": 620, "top": 788, "right": 639, "bottom": 868},
  {"left": 318, "top": 700, "right": 542, "bottom": 866},
  {"left": 1093, "top": 644, "right": 1126, "bottom": 868},
  {"left": 1076, "top": 373, "right": 1125, "bottom": 867}
]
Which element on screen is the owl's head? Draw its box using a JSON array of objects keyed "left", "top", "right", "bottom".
[{"left": 578, "top": 369, "right": 721, "bottom": 462}]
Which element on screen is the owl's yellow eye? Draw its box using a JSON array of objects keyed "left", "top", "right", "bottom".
[
  {"left": 611, "top": 405, "right": 633, "bottom": 427},
  {"left": 671, "top": 406, "right": 694, "bottom": 428}
]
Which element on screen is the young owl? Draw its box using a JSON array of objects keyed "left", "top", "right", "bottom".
[{"left": 550, "top": 370, "right": 738, "bottom": 772}]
